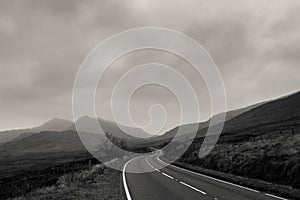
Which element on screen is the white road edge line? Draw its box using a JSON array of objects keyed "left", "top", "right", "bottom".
[
  {"left": 179, "top": 181, "right": 206, "bottom": 195},
  {"left": 145, "top": 157, "right": 154, "bottom": 168},
  {"left": 146, "top": 157, "right": 161, "bottom": 172},
  {"left": 162, "top": 172, "right": 174, "bottom": 179},
  {"left": 265, "top": 193, "right": 288, "bottom": 200},
  {"left": 156, "top": 157, "right": 260, "bottom": 194},
  {"left": 123, "top": 157, "right": 139, "bottom": 200}
]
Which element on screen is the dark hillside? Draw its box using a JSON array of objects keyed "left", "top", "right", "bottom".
[
  {"left": 163, "top": 91, "right": 300, "bottom": 196},
  {"left": 224, "top": 91, "right": 300, "bottom": 131}
]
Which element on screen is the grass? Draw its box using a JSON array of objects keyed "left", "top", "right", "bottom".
[
  {"left": 0, "top": 151, "right": 92, "bottom": 178},
  {"left": 170, "top": 160, "right": 300, "bottom": 200},
  {"left": 0, "top": 157, "right": 97, "bottom": 199},
  {"left": 9, "top": 164, "right": 125, "bottom": 200},
  {"left": 163, "top": 134, "right": 300, "bottom": 199}
]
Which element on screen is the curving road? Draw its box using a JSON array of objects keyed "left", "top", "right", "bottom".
[{"left": 123, "top": 155, "right": 288, "bottom": 200}]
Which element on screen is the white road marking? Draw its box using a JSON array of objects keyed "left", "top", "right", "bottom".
[
  {"left": 146, "top": 157, "right": 161, "bottom": 172},
  {"left": 146, "top": 157, "right": 154, "bottom": 168},
  {"left": 152, "top": 156, "right": 207, "bottom": 195},
  {"left": 265, "top": 193, "right": 288, "bottom": 200},
  {"left": 157, "top": 157, "right": 260, "bottom": 193},
  {"left": 162, "top": 172, "right": 174, "bottom": 179},
  {"left": 126, "top": 155, "right": 288, "bottom": 200},
  {"left": 123, "top": 157, "right": 140, "bottom": 200},
  {"left": 157, "top": 157, "right": 165, "bottom": 164},
  {"left": 179, "top": 181, "right": 207, "bottom": 195}
]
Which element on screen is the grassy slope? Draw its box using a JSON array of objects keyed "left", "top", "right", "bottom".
[
  {"left": 171, "top": 161, "right": 300, "bottom": 200},
  {"left": 165, "top": 134, "right": 300, "bottom": 199},
  {"left": 0, "top": 130, "right": 96, "bottom": 179},
  {"left": 10, "top": 165, "right": 125, "bottom": 200},
  {"left": 162, "top": 92, "right": 300, "bottom": 199},
  {"left": 192, "top": 135, "right": 300, "bottom": 189},
  {"left": 224, "top": 91, "right": 300, "bottom": 131}
]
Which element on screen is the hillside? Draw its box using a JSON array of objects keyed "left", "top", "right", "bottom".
[
  {"left": 0, "top": 117, "right": 149, "bottom": 179},
  {"left": 170, "top": 91, "right": 300, "bottom": 143},
  {"left": 0, "top": 115, "right": 152, "bottom": 146},
  {"left": 154, "top": 101, "right": 264, "bottom": 144},
  {"left": 211, "top": 91, "right": 300, "bottom": 143},
  {"left": 0, "top": 118, "right": 74, "bottom": 144},
  {"left": 70, "top": 116, "right": 152, "bottom": 139},
  {"left": 0, "top": 129, "right": 32, "bottom": 145},
  {"left": 0, "top": 130, "right": 103, "bottom": 179},
  {"left": 0, "top": 130, "right": 99, "bottom": 154},
  {"left": 32, "top": 118, "right": 74, "bottom": 132},
  {"left": 224, "top": 91, "right": 300, "bottom": 131},
  {"left": 163, "top": 91, "right": 300, "bottom": 196}
]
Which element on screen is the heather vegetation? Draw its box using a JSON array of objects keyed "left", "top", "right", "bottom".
[
  {"left": 0, "top": 158, "right": 97, "bottom": 199},
  {"left": 10, "top": 164, "right": 124, "bottom": 200},
  {"left": 191, "top": 135, "right": 300, "bottom": 189},
  {"left": 161, "top": 92, "right": 300, "bottom": 198},
  {"left": 163, "top": 134, "right": 300, "bottom": 199},
  {"left": 175, "top": 134, "right": 300, "bottom": 189}
]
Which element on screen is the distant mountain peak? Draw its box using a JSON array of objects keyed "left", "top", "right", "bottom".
[
  {"left": 73, "top": 115, "right": 152, "bottom": 138},
  {"left": 43, "top": 117, "right": 73, "bottom": 124},
  {"left": 33, "top": 118, "right": 74, "bottom": 132}
]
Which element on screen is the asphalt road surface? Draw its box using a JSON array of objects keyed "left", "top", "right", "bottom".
[{"left": 123, "top": 155, "right": 288, "bottom": 200}]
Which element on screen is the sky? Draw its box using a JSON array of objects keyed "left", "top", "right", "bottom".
[{"left": 0, "top": 0, "right": 300, "bottom": 133}]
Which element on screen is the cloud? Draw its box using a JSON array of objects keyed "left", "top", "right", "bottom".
[{"left": 0, "top": 0, "right": 300, "bottom": 131}]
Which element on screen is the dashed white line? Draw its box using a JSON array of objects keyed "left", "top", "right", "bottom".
[
  {"left": 157, "top": 157, "right": 260, "bottom": 193},
  {"left": 265, "top": 193, "right": 288, "bottom": 200},
  {"left": 179, "top": 181, "right": 206, "bottom": 195},
  {"left": 147, "top": 156, "right": 209, "bottom": 196},
  {"left": 162, "top": 172, "right": 174, "bottom": 179},
  {"left": 128, "top": 156, "right": 288, "bottom": 200},
  {"left": 157, "top": 156, "right": 290, "bottom": 200}
]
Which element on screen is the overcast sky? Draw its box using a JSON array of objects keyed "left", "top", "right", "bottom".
[{"left": 0, "top": 0, "right": 300, "bottom": 132}]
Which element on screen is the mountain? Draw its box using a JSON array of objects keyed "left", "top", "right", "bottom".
[
  {"left": 0, "top": 117, "right": 151, "bottom": 159},
  {"left": 0, "top": 130, "right": 90, "bottom": 154},
  {"left": 224, "top": 91, "right": 300, "bottom": 131},
  {"left": 70, "top": 116, "right": 152, "bottom": 139},
  {"left": 213, "top": 101, "right": 265, "bottom": 122},
  {"left": 217, "top": 91, "right": 300, "bottom": 142},
  {"left": 0, "top": 129, "right": 102, "bottom": 179},
  {"left": 0, "top": 114, "right": 152, "bottom": 151},
  {"left": 156, "top": 101, "right": 265, "bottom": 142},
  {"left": 0, "top": 116, "right": 152, "bottom": 154},
  {"left": 170, "top": 91, "right": 300, "bottom": 194},
  {"left": 32, "top": 118, "right": 74, "bottom": 132},
  {"left": 2, "top": 91, "right": 299, "bottom": 152},
  {"left": 0, "top": 118, "right": 74, "bottom": 144},
  {"left": 0, "top": 129, "right": 32, "bottom": 145},
  {"left": 161, "top": 91, "right": 300, "bottom": 145}
]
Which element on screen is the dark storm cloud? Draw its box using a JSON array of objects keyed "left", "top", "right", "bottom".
[{"left": 0, "top": 0, "right": 299, "bottom": 131}]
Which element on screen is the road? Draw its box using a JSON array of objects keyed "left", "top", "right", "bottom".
[{"left": 123, "top": 155, "right": 288, "bottom": 200}]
